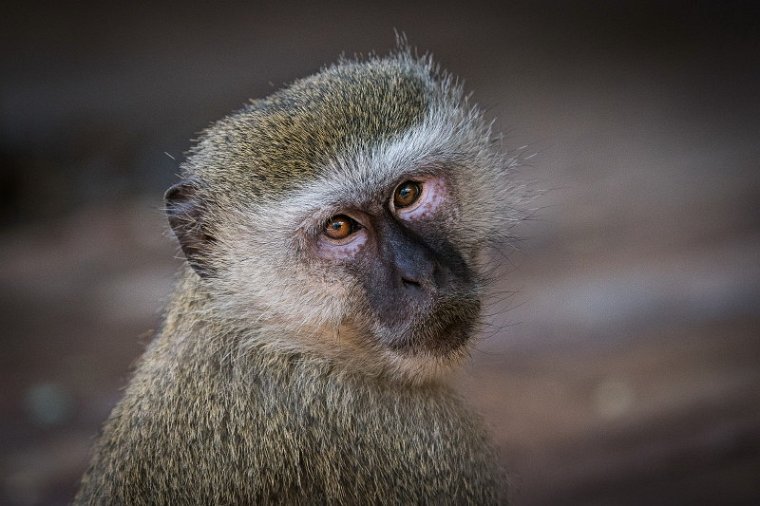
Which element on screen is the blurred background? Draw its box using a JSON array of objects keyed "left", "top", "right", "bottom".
[{"left": 1, "top": 1, "right": 759, "bottom": 504}]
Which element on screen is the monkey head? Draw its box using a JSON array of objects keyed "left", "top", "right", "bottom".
[{"left": 165, "top": 51, "right": 523, "bottom": 383}]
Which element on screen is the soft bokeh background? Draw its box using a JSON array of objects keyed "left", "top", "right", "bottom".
[{"left": 2, "top": 1, "right": 759, "bottom": 504}]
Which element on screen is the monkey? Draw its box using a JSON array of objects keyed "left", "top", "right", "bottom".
[{"left": 74, "top": 46, "right": 524, "bottom": 505}]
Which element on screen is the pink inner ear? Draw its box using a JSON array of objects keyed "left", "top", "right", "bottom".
[
  {"left": 398, "top": 175, "right": 448, "bottom": 221},
  {"left": 317, "top": 231, "right": 368, "bottom": 260}
]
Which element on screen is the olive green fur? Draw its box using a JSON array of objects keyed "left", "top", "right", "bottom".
[
  {"left": 75, "top": 50, "right": 508, "bottom": 505},
  {"left": 75, "top": 273, "right": 503, "bottom": 504},
  {"left": 187, "top": 53, "right": 433, "bottom": 203}
]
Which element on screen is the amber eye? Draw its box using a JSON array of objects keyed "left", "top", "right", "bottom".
[
  {"left": 393, "top": 181, "right": 422, "bottom": 209},
  {"left": 324, "top": 215, "right": 358, "bottom": 240}
]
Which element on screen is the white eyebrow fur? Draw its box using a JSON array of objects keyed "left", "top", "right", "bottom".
[
  {"left": 232, "top": 77, "right": 526, "bottom": 261},
  {"left": 272, "top": 101, "right": 508, "bottom": 228}
]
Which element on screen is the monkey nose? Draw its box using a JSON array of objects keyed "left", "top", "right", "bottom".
[
  {"left": 382, "top": 220, "right": 447, "bottom": 293},
  {"left": 397, "top": 256, "right": 442, "bottom": 293},
  {"left": 401, "top": 274, "right": 423, "bottom": 290}
]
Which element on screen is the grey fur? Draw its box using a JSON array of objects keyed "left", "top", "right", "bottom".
[{"left": 75, "top": 48, "right": 518, "bottom": 505}]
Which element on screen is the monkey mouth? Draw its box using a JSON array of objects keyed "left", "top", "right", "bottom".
[{"left": 381, "top": 296, "right": 481, "bottom": 356}]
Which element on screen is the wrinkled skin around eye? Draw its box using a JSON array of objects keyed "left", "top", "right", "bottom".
[
  {"left": 393, "top": 175, "right": 448, "bottom": 221},
  {"left": 317, "top": 213, "right": 368, "bottom": 260},
  {"left": 324, "top": 215, "right": 358, "bottom": 240},
  {"left": 393, "top": 181, "right": 421, "bottom": 208},
  {"left": 315, "top": 175, "right": 450, "bottom": 262}
]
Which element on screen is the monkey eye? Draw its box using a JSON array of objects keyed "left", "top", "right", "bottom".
[
  {"left": 324, "top": 215, "right": 360, "bottom": 240},
  {"left": 393, "top": 181, "right": 422, "bottom": 209}
]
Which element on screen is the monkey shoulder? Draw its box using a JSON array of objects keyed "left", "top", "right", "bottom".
[{"left": 76, "top": 346, "right": 503, "bottom": 504}]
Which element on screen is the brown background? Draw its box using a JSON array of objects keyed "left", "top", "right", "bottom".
[{"left": 2, "top": 1, "right": 759, "bottom": 504}]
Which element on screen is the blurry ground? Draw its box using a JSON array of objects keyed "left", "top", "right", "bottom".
[{"left": 1, "top": 2, "right": 759, "bottom": 505}]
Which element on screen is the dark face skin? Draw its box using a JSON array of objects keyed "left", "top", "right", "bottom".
[
  {"left": 317, "top": 174, "right": 481, "bottom": 356},
  {"left": 166, "top": 170, "right": 482, "bottom": 357},
  {"left": 356, "top": 211, "right": 480, "bottom": 355}
]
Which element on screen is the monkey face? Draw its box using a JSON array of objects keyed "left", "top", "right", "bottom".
[{"left": 312, "top": 174, "right": 481, "bottom": 357}]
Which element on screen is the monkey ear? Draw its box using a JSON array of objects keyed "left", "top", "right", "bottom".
[{"left": 165, "top": 180, "right": 216, "bottom": 278}]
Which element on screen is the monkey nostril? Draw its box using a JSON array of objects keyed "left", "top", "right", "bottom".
[{"left": 401, "top": 277, "right": 422, "bottom": 290}]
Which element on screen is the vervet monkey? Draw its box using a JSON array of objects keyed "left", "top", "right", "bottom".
[{"left": 75, "top": 47, "right": 524, "bottom": 505}]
